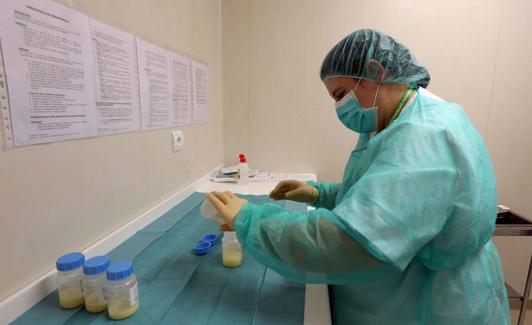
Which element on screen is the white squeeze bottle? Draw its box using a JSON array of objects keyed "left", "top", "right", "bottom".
[{"left": 237, "top": 153, "right": 249, "bottom": 185}]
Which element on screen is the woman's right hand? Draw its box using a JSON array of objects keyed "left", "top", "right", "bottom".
[{"left": 269, "top": 180, "right": 319, "bottom": 203}]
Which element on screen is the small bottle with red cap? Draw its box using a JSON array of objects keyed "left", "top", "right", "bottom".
[{"left": 237, "top": 153, "right": 249, "bottom": 185}]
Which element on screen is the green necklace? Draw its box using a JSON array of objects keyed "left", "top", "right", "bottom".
[{"left": 386, "top": 88, "right": 415, "bottom": 128}]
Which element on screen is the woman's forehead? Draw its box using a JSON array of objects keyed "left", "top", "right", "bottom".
[{"left": 324, "top": 77, "right": 357, "bottom": 93}]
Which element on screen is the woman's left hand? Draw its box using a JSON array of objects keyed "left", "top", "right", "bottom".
[{"left": 206, "top": 191, "right": 247, "bottom": 229}]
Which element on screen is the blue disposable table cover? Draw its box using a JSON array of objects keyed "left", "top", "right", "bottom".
[{"left": 13, "top": 193, "right": 306, "bottom": 325}]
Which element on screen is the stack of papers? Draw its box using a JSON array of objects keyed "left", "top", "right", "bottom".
[
  {"left": 210, "top": 170, "right": 316, "bottom": 183},
  {"left": 210, "top": 169, "right": 267, "bottom": 183}
]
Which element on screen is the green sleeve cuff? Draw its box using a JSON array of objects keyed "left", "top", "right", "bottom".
[
  {"left": 306, "top": 181, "right": 324, "bottom": 208},
  {"left": 306, "top": 181, "right": 340, "bottom": 210},
  {"left": 234, "top": 201, "right": 256, "bottom": 246}
]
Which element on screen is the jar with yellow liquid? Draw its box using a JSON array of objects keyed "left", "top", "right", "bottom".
[
  {"left": 222, "top": 231, "right": 243, "bottom": 268},
  {"left": 106, "top": 260, "right": 139, "bottom": 320},
  {"left": 82, "top": 256, "right": 110, "bottom": 313},
  {"left": 56, "top": 252, "right": 85, "bottom": 309}
]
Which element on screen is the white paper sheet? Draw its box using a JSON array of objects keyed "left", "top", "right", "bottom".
[
  {"left": 0, "top": 0, "right": 97, "bottom": 146},
  {"left": 192, "top": 60, "right": 208, "bottom": 124},
  {"left": 136, "top": 39, "right": 171, "bottom": 130},
  {"left": 169, "top": 53, "right": 192, "bottom": 126},
  {"left": 89, "top": 19, "right": 140, "bottom": 135}
]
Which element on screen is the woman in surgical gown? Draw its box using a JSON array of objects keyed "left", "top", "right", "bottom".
[{"left": 207, "top": 29, "right": 510, "bottom": 324}]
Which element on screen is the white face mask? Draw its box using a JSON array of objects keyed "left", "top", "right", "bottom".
[{"left": 335, "top": 79, "right": 380, "bottom": 133}]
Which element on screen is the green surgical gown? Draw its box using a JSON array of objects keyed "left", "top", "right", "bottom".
[{"left": 235, "top": 90, "right": 510, "bottom": 324}]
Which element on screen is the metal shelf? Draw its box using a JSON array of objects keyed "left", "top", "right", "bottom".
[
  {"left": 506, "top": 283, "right": 524, "bottom": 302},
  {"left": 495, "top": 210, "right": 532, "bottom": 236}
]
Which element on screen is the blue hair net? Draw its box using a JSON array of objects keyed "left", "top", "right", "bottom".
[{"left": 320, "top": 29, "right": 430, "bottom": 88}]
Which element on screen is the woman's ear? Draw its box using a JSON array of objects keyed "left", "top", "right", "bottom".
[{"left": 366, "top": 59, "right": 386, "bottom": 81}]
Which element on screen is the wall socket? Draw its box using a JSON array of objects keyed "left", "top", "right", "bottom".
[{"left": 171, "top": 130, "right": 184, "bottom": 152}]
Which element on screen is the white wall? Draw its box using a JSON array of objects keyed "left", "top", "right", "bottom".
[
  {"left": 485, "top": 0, "right": 532, "bottom": 298},
  {"left": 223, "top": 0, "right": 532, "bottom": 294},
  {"left": 0, "top": 0, "right": 223, "bottom": 301}
]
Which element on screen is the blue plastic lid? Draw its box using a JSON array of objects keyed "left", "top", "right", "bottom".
[
  {"left": 83, "top": 256, "right": 111, "bottom": 275},
  {"left": 56, "top": 252, "right": 85, "bottom": 272},
  {"left": 201, "top": 233, "right": 218, "bottom": 245},
  {"left": 193, "top": 242, "right": 212, "bottom": 255},
  {"left": 106, "top": 260, "right": 134, "bottom": 281}
]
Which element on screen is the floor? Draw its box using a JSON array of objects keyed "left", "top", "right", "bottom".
[{"left": 511, "top": 307, "right": 532, "bottom": 325}]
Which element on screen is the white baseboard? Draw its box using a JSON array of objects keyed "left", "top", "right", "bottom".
[{"left": 0, "top": 165, "right": 221, "bottom": 324}]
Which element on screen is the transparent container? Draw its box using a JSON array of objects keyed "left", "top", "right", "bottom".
[
  {"left": 56, "top": 252, "right": 85, "bottom": 309},
  {"left": 106, "top": 260, "right": 140, "bottom": 320},
  {"left": 201, "top": 199, "right": 225, "bottom": 225},
  {"left": 222, "top": 231, "right": 243, "bottom": 267},
  {"left": 83, "top": 256, "right": 110, "bottom": 313}
]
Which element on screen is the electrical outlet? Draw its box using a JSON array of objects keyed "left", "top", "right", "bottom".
[{"left": 171, "top": 130, "right": 184, "bottom": 152}]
